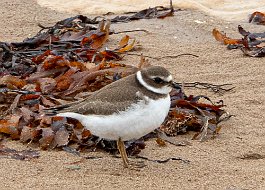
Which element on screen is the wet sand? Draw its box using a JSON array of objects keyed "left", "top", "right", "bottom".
[{"left": 37, "top": 0, "right": 265, "bottom": 21}]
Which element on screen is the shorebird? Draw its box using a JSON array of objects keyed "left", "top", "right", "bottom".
[{"left": 45, "top": 66, "right": 176, "bottom": 168}]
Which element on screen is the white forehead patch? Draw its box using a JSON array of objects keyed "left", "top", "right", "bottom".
[{"left": 164, "top": 75, "right": 173, "bottom": 82}]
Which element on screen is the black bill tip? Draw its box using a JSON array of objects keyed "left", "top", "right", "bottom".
[{"left": 170, "top": 81, "right": 182, "bottom": 90}]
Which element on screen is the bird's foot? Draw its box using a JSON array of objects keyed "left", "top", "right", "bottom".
[{"left": 127, "top": 159, "right": 146, "bottom": 170}]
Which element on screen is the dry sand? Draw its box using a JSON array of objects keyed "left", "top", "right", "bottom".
[{"left": 1, "top": 0, "right": 265, "bottom": 189}]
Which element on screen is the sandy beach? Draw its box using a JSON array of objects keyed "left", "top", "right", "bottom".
[{"left": 1, "top": 0, "right": 265, "bottom": 189}]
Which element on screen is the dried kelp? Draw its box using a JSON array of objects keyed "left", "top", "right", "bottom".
[
  {"left": 213, "top": 25, "right": 265, "bottom": 57},
  {"left": 0, "top": 145, "right": 39, "bottom": 160},
  {"left": 249, "top": 11, "right": 265, "bottom": 25},
  {"left": 161, "top": 87, "right": 227, "bottom": 141},
  {"left": 111, "top": 0, "right": 176, "bottom": 23},
  {"left": 0, "top": 10, "right": 229, "bottom": 156}
]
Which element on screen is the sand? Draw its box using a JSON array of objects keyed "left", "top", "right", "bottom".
[
  {"left": 1, "top": 0, "right": 265, "bottom": 189},
  {"left": 36, "top": 0, "right": 265, "bottom": 21}
]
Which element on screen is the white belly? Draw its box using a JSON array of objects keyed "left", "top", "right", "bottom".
[{"left": 58, "top": 95, "right": 170, "bottom": 141}]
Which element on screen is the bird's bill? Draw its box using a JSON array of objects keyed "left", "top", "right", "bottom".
[{"left": 169, "top": 81, "right": 182, "bottom": 90}]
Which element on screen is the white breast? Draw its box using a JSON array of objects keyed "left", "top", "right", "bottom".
[{"left": 57, "top": 95, "right": 171, "bottom": 141}]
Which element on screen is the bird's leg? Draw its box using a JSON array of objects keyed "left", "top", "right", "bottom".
[
  {"left": 117, "top": 138, "right": 129, "bottom": 168},
  {"left": 117, "top": 138, "right": 146, "bottom": 169}
]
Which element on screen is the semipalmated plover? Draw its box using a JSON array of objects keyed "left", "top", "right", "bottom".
[{"left": 45, "top": 66, "right": 176, "bottom": 168}]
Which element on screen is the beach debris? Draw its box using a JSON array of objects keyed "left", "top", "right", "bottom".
[
  {"left": 212, "top": 28, "right": 242, "bottom": 45},
  {"left": 175, "top": 82, "right": 234, "bottom": 95},
  {"left": 0, "top": 144, "right": 39, "bottom": 160},
  {"left": 194, "top": 20, "right": 206, "bottom": 24},
  {"left": 65, "top": 165, "right": 81, "bottom": 171},
  {"left": 238, "top": 153, "right": 265, "bottom": 160},
  {"left": 249, "top": 11, "right": 265, "bottom": 25},
  {"left": 0, "top": 12, "right": 229, "bottom": 155},
  {"left": 161, "top": 88, "right": 227, "bottom": 141},
  {"left": 0, "top": 16, "right": 138, "bottom": 78},
  {"left": 135, "top": 155, "right": 190, "bottom": 164},
  {"left": 111, "top": 0, "right": 175, "bottom": 23},
  {"left": 213, "top": 25, "right": 265, "bottom": 57},
  {"left": 156, "top": 129, "right": 191, "bottom": 146}
]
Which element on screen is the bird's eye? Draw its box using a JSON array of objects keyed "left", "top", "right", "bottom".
[{"left": 153, "top": 77, "right": 163, "bottom": 84}]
